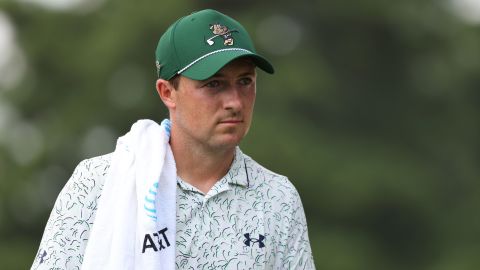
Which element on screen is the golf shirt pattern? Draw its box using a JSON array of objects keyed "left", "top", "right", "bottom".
[{"left": 31, "top": 148, "right": 315, "bottom": 269}]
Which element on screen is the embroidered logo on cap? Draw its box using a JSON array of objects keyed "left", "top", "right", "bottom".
[{"left": 206, "top": 24, "right": 238, "bottom": 46}]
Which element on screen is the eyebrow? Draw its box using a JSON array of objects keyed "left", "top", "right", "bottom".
[{"left": 209, "top": 70, "right": 256, "bottom": 79}]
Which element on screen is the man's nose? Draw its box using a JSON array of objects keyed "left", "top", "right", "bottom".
[{"left": 223, "top": 86, "right": 243, "bottom": 111}]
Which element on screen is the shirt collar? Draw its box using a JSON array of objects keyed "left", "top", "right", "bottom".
[
  {"left": 176, "top": 147, "right": 249, "bottom": 192},
  {"left": 224, "top": 146, "right": 249, "bottom": 187}
]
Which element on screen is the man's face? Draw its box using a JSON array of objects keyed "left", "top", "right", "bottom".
[{"left": 170, "top": 58, "right": 257, "bottom": 152}]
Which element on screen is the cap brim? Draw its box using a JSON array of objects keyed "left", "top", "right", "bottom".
[{"left": 180, "top": 50, "right": 274, "bottom": 80}]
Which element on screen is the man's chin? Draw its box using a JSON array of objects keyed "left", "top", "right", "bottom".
[{"left": 211, "top": 134, "right": 245, "bottom": 150}]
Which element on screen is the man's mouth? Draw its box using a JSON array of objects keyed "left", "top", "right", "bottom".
[{"left": 219, "top": 119, "right": 243, "bottom": 124}]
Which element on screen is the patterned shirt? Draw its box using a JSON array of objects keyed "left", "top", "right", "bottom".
[{"left": 31, "top": 147, "right": 315, "bottom": 269}]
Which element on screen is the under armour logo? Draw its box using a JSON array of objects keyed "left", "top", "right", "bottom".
[
  {"left": 37, "top": 249, "right": 47, "bottom": 264},
  {"left": 244, "top": 233, "right": 265, "bottom": 248}
]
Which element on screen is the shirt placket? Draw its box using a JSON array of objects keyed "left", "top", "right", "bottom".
[{"left": 176, "top": 177, "right": 232, "bottom": 261}]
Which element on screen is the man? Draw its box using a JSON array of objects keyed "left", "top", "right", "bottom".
[{"left": 32, "top": 9, "right": 315, "bottom": 269}]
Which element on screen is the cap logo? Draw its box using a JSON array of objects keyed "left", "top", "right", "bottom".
[
  {"left": 155, "top": 60, "right": 162, "bottom": 76},
  {"left": 207, "top": 23, "right": 238, "bottom": 46}
]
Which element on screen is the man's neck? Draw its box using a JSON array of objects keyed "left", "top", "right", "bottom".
[{"left": 170, "top": 137, "right": 236, "bottom": 195}]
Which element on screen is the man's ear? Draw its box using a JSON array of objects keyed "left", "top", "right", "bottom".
[{"left": 156, "top": 78, "right": 176, "bottom": 109}]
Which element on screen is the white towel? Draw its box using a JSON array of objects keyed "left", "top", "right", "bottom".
[{"left": 82, "top": 119, "right": 176, "bottom": 270}]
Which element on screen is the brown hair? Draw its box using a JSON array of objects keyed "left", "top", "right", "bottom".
[{"left": 169, "top": 75, "right": 180, "bottom": 90}]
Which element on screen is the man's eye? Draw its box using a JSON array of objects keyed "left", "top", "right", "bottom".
[
  {"left": 239, "top": 78, "right": 253, "bottom": 86},
  {"left": 205, "top": 80, "right": 220, "bottom": 88}
]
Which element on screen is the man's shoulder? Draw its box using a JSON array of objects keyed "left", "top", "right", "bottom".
[
  {"left": 75, "top": 153, "right": 113, "bottom": 179},
  {"left": 64, "top": 152, "right": 113, "bottom": 195},
  {"left": 242, "top": 153, "right": 286, "bottom": 179},
  {"left": 77, "top": 152, "right": 113, "bottom": 174},
  {"left": 242, "top": 152, "right": 299, "bottom": 198}
]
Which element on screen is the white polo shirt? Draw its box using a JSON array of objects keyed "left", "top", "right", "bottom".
[{"left": 31, "top": 147, "right": 315, "bottom": 269}]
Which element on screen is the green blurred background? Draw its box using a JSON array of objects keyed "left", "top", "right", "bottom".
[{"left": 1, "top": 0, "right": 480, "bottom": 269}]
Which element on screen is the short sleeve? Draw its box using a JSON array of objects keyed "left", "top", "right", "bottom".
[
  {"left": 31, "top": 155, "right": 110, "bottom": 270},
  {"left": 280, "top": 181, "right": 316, "bottom": 269}
]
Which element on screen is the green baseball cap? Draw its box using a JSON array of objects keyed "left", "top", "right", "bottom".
[{"left": 155, "top": 9, "right": 274, "bottom": 80}]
